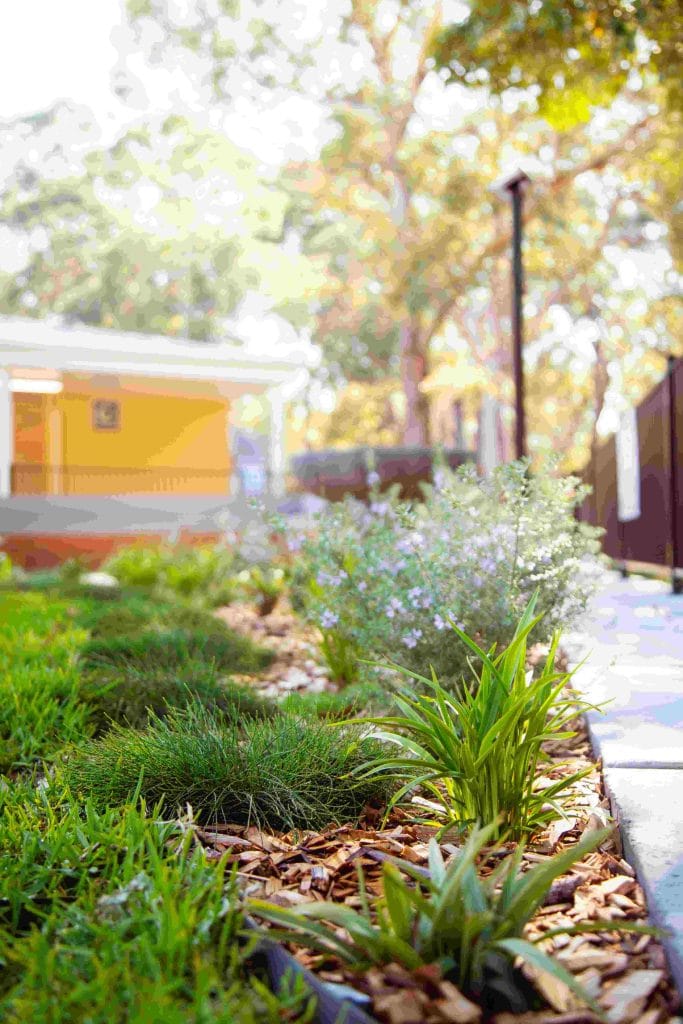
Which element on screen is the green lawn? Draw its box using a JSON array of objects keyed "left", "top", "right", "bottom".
[{"left": 0, "top": 589, "right": 320, "bottom": 1022}]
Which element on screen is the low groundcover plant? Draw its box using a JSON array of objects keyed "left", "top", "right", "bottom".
[
  {"left": 346, "top": 596, "right": 599, "bottom": 840},
  {"left": 80, "top": 623, "right": 274, "bottom": 675},
  {"left": 249, "top": 825, "right": 656, "bottom": 1017}
]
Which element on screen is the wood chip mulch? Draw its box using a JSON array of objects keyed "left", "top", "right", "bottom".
[
  {"left": 214, "top": 601, "right": 334, "bottom": 696},
  {"left": 201, "top": 610, "right": 681, "bottom": 1024}
]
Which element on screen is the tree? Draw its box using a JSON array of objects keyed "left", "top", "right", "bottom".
[
  {"left": 433, "top": 0, "right": 683, "bottom": 120},
  {"left": 0, "top": 106, "right": 316, "bottom": 337},
  {"left": 97, "top": 3, "right": 683, "bottom": 456}
]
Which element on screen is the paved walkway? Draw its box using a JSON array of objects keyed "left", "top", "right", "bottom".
[
  {"left": 568, "top": 572, "right": 683, "bottom": 994},
  {"left": 0, "top": 493, "right": 324, "bottom": 535}
]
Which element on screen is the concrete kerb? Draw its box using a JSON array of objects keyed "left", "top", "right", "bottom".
[{"left": 567, "top": 574, "right": 683, "bottom": 999}]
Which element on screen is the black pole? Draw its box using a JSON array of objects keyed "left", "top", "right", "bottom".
[
  {"left": 506, "top": 174, "right": 528, "bottom": 460},
  {"left": 668, "top": 354, "right": 681, "bottom": 595}
]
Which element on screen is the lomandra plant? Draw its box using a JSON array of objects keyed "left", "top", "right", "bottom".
[
  {"left": 250, "top": 826, "right": 655, "bottom": 1016},
  {"left": 348, "top": 596, "right": 597, "bottom": 840}
]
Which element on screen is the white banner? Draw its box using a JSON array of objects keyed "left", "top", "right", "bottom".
[
  {"left": 616, "top": 406, "right": 641, "bottom": 522},
  {"left": 478, "top": 395, "right": 503, "bottom": 476}
]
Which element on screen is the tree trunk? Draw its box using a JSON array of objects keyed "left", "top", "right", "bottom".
[{"left": 399, "top": 321, "right": 430, "bottom": 445}]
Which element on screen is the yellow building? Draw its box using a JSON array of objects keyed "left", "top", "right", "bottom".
[{"left": 0, "top": 316, "right": 307, "bottom": 500}]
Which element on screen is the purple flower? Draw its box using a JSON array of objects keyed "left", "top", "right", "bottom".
[
  {"left": 433, "top": 613, "right": 447, "bottom": 631},
  {"left": 385, "top": 596, "right": 405, "bottom": 619},
  {"left": 357, "top": 580, "right": 367, "bottom": 592},
  {"left": 402, "top": 628, "right": 423, "bottom": 649},
  {"left": 320, "top": 610, "right": 339, "bottom": 629}
]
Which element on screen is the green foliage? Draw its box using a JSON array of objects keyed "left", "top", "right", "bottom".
[
  {"left": 250, "top": 825, "right": 653, "bottom": 1015},
  {"left": 0, "top": 781, "right": 179, "bottom": 935},
  {"left": 433, "top": 1, "right": 682, "bottom": 119},
  {"left": 348, "top": 598, "right": 596, "bottom": 840},
  {"left": 79, "top": 659, "right": 276, "bottom": 732},
  {"left": 0, "top": 114, "right": 293, "bottom": 339},
  {"left": 0, "top": 787, "right": 315, "bottom": 1023},
  {"left": 318, "top": 627, "right": 362, "bottom": 687},
  {"left": 0, "top": 593, "right": 91, "bottom": 774},
  {"left": 103, "top": 544, "right": 241, "bottom": 607},
  {"left": 0, "top": 553, "right": 12, "bottom": 582},
  {"left": 293, "top": 462, "right": 603, "bottom": 689},
  {"left": 0, "top": 592, "right": 314, "bottom": 1019},
  {"left": 76, "top": 594, "right": 166, "bottom": 638},
  {"left": 80, "top": 623, "right": 273, "bottom": 676},
  {"left": 241, "top": 565, "right": 288, "bottom": 616},
  {"left": 280, "top": 680, "right": 389, "bottom": 720},
  {"left": 67, "top": 704, "right": 391, "bottom": 831},
  {"left": 103, "top": 546, "right": 167, "bottom": 588}
]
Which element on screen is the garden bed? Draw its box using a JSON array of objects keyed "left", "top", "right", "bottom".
[
  {"left": 0, "top": 464, "right": 681, "bottom": 1023},
  {"left": 193, "top": 610, "right": 682, "bottom": 1024}
]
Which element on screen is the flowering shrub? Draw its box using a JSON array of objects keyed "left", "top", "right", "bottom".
[{"left": 291, "top": 461, "right": 603, "bottom": 687}]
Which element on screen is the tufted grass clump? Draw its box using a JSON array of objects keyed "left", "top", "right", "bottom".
[
  {"left": 79, "top": 659, "right": 277, "bottom": 732},
  {"left": 80, "top": 624, "right": 274, "bottom": 676},
  {"left": 281, "top": 680, "right": 390, "bottom": 719},
  {"left": 67, "top": 704, "right": 391, "bottom": 832}
]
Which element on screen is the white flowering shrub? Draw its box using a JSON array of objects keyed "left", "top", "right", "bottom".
[{"left": 290, "top": 461, "right": 603, "bottom": 687}]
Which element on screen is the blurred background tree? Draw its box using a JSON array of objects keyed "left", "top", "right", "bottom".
[{"left": 0, "top": 0, "right": 680, "bottom": 469}]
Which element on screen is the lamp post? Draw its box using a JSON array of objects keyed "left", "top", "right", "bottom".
[{"left": 493, "top": 170, "right": 530, "bottom": 460}]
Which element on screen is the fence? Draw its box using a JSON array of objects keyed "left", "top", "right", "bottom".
[
  {"left": 578, "top": 356, "right": 682, "bottom": 590},
  {"left": 10, "top": 463, "right": 232, "bottom": 496}
]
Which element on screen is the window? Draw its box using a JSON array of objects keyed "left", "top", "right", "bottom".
[{"left": 92, "top": 399, "right": 120, "bottom": 431}]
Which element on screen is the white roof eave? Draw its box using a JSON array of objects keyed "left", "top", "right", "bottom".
[{"left": 0, "top": 315, "right": 310, "bottom": 388}]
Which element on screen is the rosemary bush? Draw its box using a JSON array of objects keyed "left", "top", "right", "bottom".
[{"left": 290, "top": 461, "right": 602, "bottom": 686}]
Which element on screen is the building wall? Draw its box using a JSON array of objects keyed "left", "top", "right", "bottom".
[
  {"left": 12, "top": 393, "right": 49, "bottom": 494},
  {"left": 13, "top": 381, "right": 232, "bottom": 496}
]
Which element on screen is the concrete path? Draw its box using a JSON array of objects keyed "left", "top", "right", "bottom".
[
  {"left": 0, "top": 493, "right": 325, "bottom": 536},
  {"left": 568, "top": 572, "right": 683, "bottom": 994}
]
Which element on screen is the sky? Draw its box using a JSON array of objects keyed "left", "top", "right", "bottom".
[
  {"left": 0, "top": 1, "right": 125, "bottom": 122},
  {"left": 0, "top": 0, "right": 331, "bottom": 166}
]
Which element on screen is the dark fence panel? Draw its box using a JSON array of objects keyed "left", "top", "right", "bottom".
[
  {"left": 290, "top": 446, "right": 475, "bottom": 502},
  {"left": 582, "top": 357, "right": 682, "bottom": 573}
]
